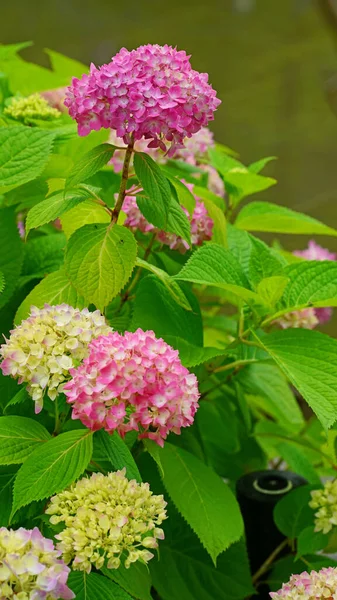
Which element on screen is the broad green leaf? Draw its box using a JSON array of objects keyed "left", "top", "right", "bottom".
[
  {"left": 254, "top": 329, "right": 337, "bottom": 429},
  {"left": 248, "top": 156, "right": 277, "bottom": 173},
  {"left": 273, "top": 485, "right": 315, "bottom": 538},
  {"left": 257, "top": 276, "right": 289, "bottom": 307},
  {"left": 150, "top": 514, "right": 254, "bottom": 600},
  {"left": 101, "top": 562, "right": 152, "bottom": 600},
  {"left": 208, "top": 148, "right": 243, "bottom": 175},
  {"left": 0, "top": 416, "right": 51, "bottom": 465},
  {"left": 0, "top": 207, "right": 24, "bottom": 309},
  {"left": 196, "top": 397, "right": 241, "bottom": 460},
  {"left": 0, "top": 127, "right": 54, "bottom": 190},
  {"left": 237, "top": 363, "right": 304, "bottom": 430},
  {"left": 134, "top": 152, "right": 171, "bottom": 228},
  {"left": 296, "top": 525, "right": 328, "bottom": 558},
  {"left": 0, "top": 272, "right": 4, "bottom": 295},
  {"left": 174, "top": 244, "right": 263, "bottom": 305},
  {"left": 0, "top": 467, "right": 17, "bottom": 526},
  {"left": 96, "top": 430, "right": 141, "bottom": 482},
  {"left": 199, "top": 194, "right": 227, "bottom": 247},
  {"left": 0, "top": 373, "right": 22, "bottom": 413},
  {"left": 15, "top": 268, "right": 85, "bottom": 324},
  {"left": 167, "top": 176, "right": 196, "bottom": 213},
  {"left": 68, "top": 571, "right": 133, "bottom": 600},
  {"left": 26, "top": 189, "right": 94, "bottom": 233},
  {"left": 0, "top": 42, "right": 32, "bottom": 60},
  {"left": 131, "top": 275, "right": 202, "bottom": 346},
  {"left": 235, "top": 201, "right": 337, "bottom": 236},
  {"left": 4, "top": 388, "right": 29, "bottom": 413},
  {"left": 247, "top": 235, "right": 286, "bottom": 286},
  {"left": 135, "top": 259, "right": 192, "bottom": 311},
  {"left": 22, "top": 234, "right": 66, "bottom": 276},
  {"left": 193, "top": 186, "right": 225, "bottom": 211},
  {"left": 224, "top": 170, "right": 276, "bottom": 203},
  {"left": 12, "top": 429, "right": 93, "bottom": 515},
  {"left": 60, "top": 199, "right": 110, "bottom": 240},
  {"left": 4, "top": 178, "right": 48, "bottom": 210},
  {"left": 164, "top": 336, "right": 225, "bottom": 368},
  {"left": 65, "top": 224, "right": 137, "bottom": 310},
  {"left": 146, "top": 441, "right": 244, "bottom": 563},
  {"left": 45, "top": 48, "right": 88, "bottom": 79},
  {"left": 165, "top": 197, "right": 191, "bottom": 245},
  {"left": 66, "top": 143, "right": 116, "bottom": 188}
]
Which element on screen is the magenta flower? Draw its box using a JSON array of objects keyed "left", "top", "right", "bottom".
[
  {"left": 63, "top": 329, "right": 199, "bottom": 446},
  {"left": 293, "top": 240, "right": 337, "bottom": 325},
  {"left": 270, "top": 566, "right": 337, "bottom": 599},
  {"left": 65, "top": 44, "right": 221, "bottom": 155}
]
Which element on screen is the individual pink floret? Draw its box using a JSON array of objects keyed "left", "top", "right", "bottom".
[
  {"left": 63, "top": 329, "right": 199, "bottom": 447},
  {"left": 65, "top": 44, "right": 221, "bottom": 156}
]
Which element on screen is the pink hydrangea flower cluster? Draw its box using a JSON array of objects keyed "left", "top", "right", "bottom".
[
  {"left": 0, "top": 527, "right": 74, "bottom": 599},
  {"left": 277, "top": 308, "right": 318, "bottom": 331},
  {"left": 293, "top": 240, "right": 336, "bottom": 325},
  {"left": 123, "top": 183, "right": 213, "bottom": 253},
  {"left": 65, "top": 44, "right": 221, "bottom": 155},
  {"left": 64, "top": 329, "right": 200, "bottom": 446},
  {"left": 270, "top": 566, "right": 337, "bottom": 599}
]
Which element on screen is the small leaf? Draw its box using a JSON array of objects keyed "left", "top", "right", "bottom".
[
  {"left": 248, "top": 156, "right": 277, "bottom": 174},
  {"left": 66, "top": 143, "right": 116, "bottom": 189},
  {"left": 12, "top": 429, "right": 93, "bottom": 515},
  {"left": 135, "top": 258, "right": 192, "bottom": 311},
  {"left": 65, "top": 224, "right": 137, "bottom": 311},
  {"left": 68, "top": 571, "right": 133, "bottom": 600},
  {"left": 26, "top": 189, "right": 93, "bottom": 233},
  {"left": 165, "top": 197, "right": 191, "bottom": 245},
  {"left": 0, "top": 126, "right": 54, "bottom": 190},
  {"left": 0, "top": 416, "right": 51, "bottom": 465},
  {"left": 236, "top": 201, "right": 337, "bottom": 236},
  {"left": 166, "top": 176, "right": 196, "bottom": 213},
  {"left": 164, "top": 335, "right": 225, "bottom": 368},
  {"left": 257, "top": 276, "right": 289, "bottom": 307},
  {"left": 199, "top": 194, "right": 227, "bottom": 247},
  {"left": 96, "top": 430, "right": 141, "bottom": 482},
  {"left": 15, "top": 268, "right": 85, "bottom": 324},
  {"left": 296, "top": 525, "right": 328, "bottom": 558},
  {"left": 60, "top": 199, "right": 110, "bottom": 240},
  {"left": 134, "top": 153, "right": 171, "bottom": 228},
  {"left": 22, "top": 234, "right": 66, "bottom": 277},
  {"left": 0, "top": 467, "right": 17, "bottom": 527},
  {"left": 254, "top": 329, "right": 337, "bottom": 429},
  {"left": 273, "top": 485, "right": 315, "bottom": 538},
  {"left": 4, "top": 388, "right": 29, "bottom": 413},
  {"left": 146, "top": 441, "right": 244, "bottom": 563}
]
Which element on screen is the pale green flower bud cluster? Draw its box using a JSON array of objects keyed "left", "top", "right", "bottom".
[
  {"left": 4, "top": 93, "right": 61, "bottom": 124},
  {"left": 0, "top": 304, "right": 112, "bottom": 413},
  {"left": 309, "top": 479, "right": 337, "bottom": 534},
  {"left": 46, "top": 469, "right": 167, "bottom": 573}
]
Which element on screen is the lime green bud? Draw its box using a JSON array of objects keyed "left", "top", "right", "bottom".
[{"left": 4, "top": 93, "right": 61, "bottom": 125}]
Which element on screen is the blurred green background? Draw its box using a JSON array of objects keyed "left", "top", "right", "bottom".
[{"left": 2, "top": 0, "right": 337, "bottom": 250}]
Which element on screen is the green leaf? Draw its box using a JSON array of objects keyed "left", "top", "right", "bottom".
[
  {"left": 60, "top": 199, "right": 110, "bottom": 240},
  {"left": 22, "top": 234, "right": 66, "bottom": 277},
  {"left": 296, "top": 525, "right": 328, "bottom": 558},
  {"left": 174, "top": 244, "right": 263, "bottom": 305},
  {"left": 237, "top": 363, "right": 304, "bottom": 431},
  {"left": 247, "top": 235, "right": 287, "bottom": 286},
  {"left": 68, "top": 571, "right": 133, "bottom": 600},
  {"left": 0, "top": 207, "right": 24, "bottom": 309},
  {"left": 146, "top": 441, "right": 244, "bottom": 563},
  {"left": 134, "top": 153, "right": 171, "bottom": 228},
  {"left": 150, "top": 514, "right": 254, "bottom": 600},
  {"left": 224, "top": 170, "right": 276, "bottom": 203},
  {"left": 165, "top": 197, "right": 191, "bottom": 245},
  {"left": 66, "top": 143, "right": 116, "bottom": 189},
  {"left": 164, "top": 336, "right": 225, "bottom": 368},
  {"left": 0, "top": 467, "right": 17, "bottom": 526},
  {"left": 208, "top": 148, "right": 243, "bottom": 175},
  {"left": 199, "top": 194, "right": 227, "bottom": 247},
  {"left": 0, "top": 126, "right": 54, "bottom": 190},
  {"left": 4, "top": 388, "right": 29, "bottom": 413},
  {"left": 268, "top": 554, "right": 337, "bottom": 592},
  {"left": 0, "top": 416, "right": 51, "bottom": 465},
  {"left": 12, "top": 429, "right": 93, "bottom": 515},
  {"left": 0, "top": 272, "right": 4, "bottom": 295},
  {"left": 273, "top": 485, "right": 315, "bottom": 538},
  {"left": 254, "top": 329, "right": 337, "bottom": 429},
  {"left": 15, "top": 268, "right": 85, "bottom": 324},
  {"left": 96, "top": 430, "right": 141, "bottom": 482},
  {"left": 135, "top": 258, "right": 192, "bottom": 311},
  {"left": 101, "top": 563, "right": 152, "bottom": 600},
  {"left": 235, "top": 201, "right": 337, "bottom": 236},
  {"left": 166, "top": 176, "right": 196, "bottom": 214},
  {"left": 193, "top": 186, "right": 225, "bottom": 211},
  {"left": 45, "top": 48, "right": 88, "bottom": 79},
  {"left": 131, "top": 275, "right": 202, "bottom": 346},
  {"left": 248, "top": 156, "right": 277, "bottom": 173},
  {"left": 257, "top": 276, "right": 289, "bottom": 307},
  {"left": 26, "top": 189, "right": 94, "bottom": 234},
  {"left": 4, "top": 178, "right": 48, "bottom": 210},
  {"left": 65, "top": 224, "right": 137, "bottom": 311}
]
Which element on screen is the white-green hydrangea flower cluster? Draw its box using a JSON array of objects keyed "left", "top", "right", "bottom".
[
  {"left": 4, "top": 93, "right": 61, "bottom": 124},
  {"left": 0, "top": 527, "right": 74, "bottom": 599},
  {"left": 0, "top": 304, "right": 112, "bottom": 412},
  {"left": 46, "top": 469, "right": 167, "bottom": 573},
  {"left": 310, "top": 480, "right": 337, "bottom": 534}
]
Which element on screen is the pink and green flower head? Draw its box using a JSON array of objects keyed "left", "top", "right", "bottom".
[
  {"left": 270, "top": 566, "right": 337, "bottom": 599},
  {"left": 64, "top": 329, "right": 200, "bottom": 446},
  {"left": 65, "top": 44, "right": 221, "bottom": 156}
]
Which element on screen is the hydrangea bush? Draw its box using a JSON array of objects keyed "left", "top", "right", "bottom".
[{"left": 1, "top": 42, "right": 337, "bottom": 599}]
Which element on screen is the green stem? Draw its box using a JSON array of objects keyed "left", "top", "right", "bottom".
[
  {"left": 251, "top": 538, "right": 289, "bottom": 585},
  {"left": 111, "top": 137, "right": 134, "bottom": 225},
  {"left": 213, "top": 358, "right": 258, "bottom": 374}
]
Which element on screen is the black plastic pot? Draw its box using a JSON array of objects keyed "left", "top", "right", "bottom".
[{"left": 236, "top": 470, "right": 307, "bottom": 599}]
